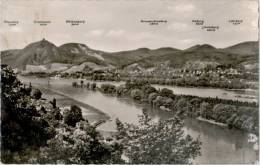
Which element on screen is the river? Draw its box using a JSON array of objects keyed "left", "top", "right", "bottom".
[{"left": 18, "top": 76, "right": 258, "bottom": 164}]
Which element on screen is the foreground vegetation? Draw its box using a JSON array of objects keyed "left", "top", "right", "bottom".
[
  {"left": 1, "top": 65, "right": 201, "bottom": 163},
  {"left": 1, "top": 65, "right": 124, "bottom": 163},
  {"left": 78, "top": 80, "right": 259, "bottom": 134}
]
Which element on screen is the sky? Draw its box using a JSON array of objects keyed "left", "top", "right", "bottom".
[{"left": 0, "top": 0, "right": 258, "bottom": 51}]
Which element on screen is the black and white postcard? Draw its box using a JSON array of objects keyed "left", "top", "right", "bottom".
[{"left": 0, "top": 0, "right": 259, "bottom": 164}]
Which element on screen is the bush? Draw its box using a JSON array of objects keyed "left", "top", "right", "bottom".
[
  {"left": 141, "top": 85, "right": 157, "bottom": 95},
  {"left": 1, "top": 65, "right": 53, "bottom": 163},
  {"left": 148, "top": 92, "right": 158, "bottom": 103},
  {"left": 116, "top": 113, "right": 201, "bottom": 164},
  {"left": 1, "top": 65, "right": 125, "bottom": 163},
  {"left": 64, "top": 105, "right": 84, "bottom": 127},
  {"left": 91, "top": 83, "right": 97, "bottom": 90},
  {"left": 116, "top": 85, "right": 127, "bottom": 96},
  {"left": 160, "top": 88, "right": 174, "bottom": 98},
  {"left": 130, "top": 89, "right": 143, "bottom": 100},
  {"left": 200, "top": 102, "right": 210, "bottom": 118},
  {"left": 72, "top": 82, "right": 78, "bottom": 87},
  {"left": 40, "top": 121, "right": 124, "bottom": 164},
  {"left": 33, "top": 89, "right": 42, "bottom": 100},
  {"left": 153, "top": 95, "right": 165, "bottom": 107},
  {"left": 100, "top": 84, "right": 116, "bottom": 93}
]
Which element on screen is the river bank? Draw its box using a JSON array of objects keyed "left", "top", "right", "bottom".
[
  {"left": 196, "top": 116, "right": 227, "bottom": 127},
  {"left": 36, "top": 86, "right": 110, "bottom": 123}
]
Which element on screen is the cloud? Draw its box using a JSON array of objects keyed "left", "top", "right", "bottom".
[
  {"left": 180, "top": 39, "right": 194, "bottom": 44},
  {"left": 106, "top": 30, "right": 125, "bottom": 37},
  {"left": 129, "top": 32, "right": 154, "bottom": 41},
  {"left": 11, "top": 27, "right": 23, "bottom": 33},
  {"left": 168, "top": 4, "right": 196, "bottom": 12},
  {"left": 0, "top": 26, "right": 23, "bottom": 35},
  {"left": 247, "top": 2, "right": 258, "bottom": 13},
  {"left": 167, "top": 22, "right": 190, "bottom": 31},
  {"left": 251, "top": 20, "right": 258, "bottom": 29},
  {"left": 85, "top": 29, "right": 105, "bottom": 37}
]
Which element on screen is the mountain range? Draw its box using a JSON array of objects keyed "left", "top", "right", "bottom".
[{"left": 1, "top": 39, "right": 258, "bottom": 72}]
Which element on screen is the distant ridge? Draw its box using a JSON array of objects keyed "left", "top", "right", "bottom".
[
  {"left": 185, "top": 44, "right": 217, "bottom": 52},
  {"left": 222, "top": 41, "right": 259, "bottom": 55},
  {"left": 1, "top": 39, "right": 258, "bottom": 70}
]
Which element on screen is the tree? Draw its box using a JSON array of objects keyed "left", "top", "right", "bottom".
[
  {"left": 116, "top": 85, "right": 127, "bottom": 96},
  {"left": 86, "top": 82, "right": 90, "bottom": 89},
  {"left": 116, "top": 113, "right": 201, "bottom": 164},
  {"left": 212, "top": 104, "right": 236, "bottom": 122},
  {"left": 80, "top": 80, "right": 84, "bottom": 88},
  {"left": 148, "top": 92, "right": 158, "bottom": 105},
  {"left": 72, "top": 82, "right": 78, "bottom": 88},
  {"left": 164, "top": 97, "right": 174, "bottom": 108},
  {"left": 64, "top": 105, "right": 84, "bottom": 127},
  {"left": 175, "top": 98, "right": 187, "bottom": 112},
  {"left": 90, "top": 83, "right": 97, "bottom": 90},
  {"left": 36, "top": 121, "right": 125, "bottom": 164},
  {"left": 200, "top": 102, "right": 210, "bottom": 118},
  {"left": 33, "top": 89, "right": 42, "bottom": 100},
  {"left": 141, "top": 85, "right": 157, "bottom": 96},
  {"left": 100, "top": 84, "right": 116, "bottom": 93},
  {"left": 130, "top": 89, "right": 143, "bottom": 100},
  {"left": 160, "top": 88, "right": 174, "bottom": 98},
  {"left": 153, "top": 96, "right": 165, "bottom": 107},
  {"left": 50, "top": 98, "right": 57, "bottom": 108},
  {"left": 1, "top": 65, "right": 53, "bottom": 163},
  {"left": 1, "top": 65, "right": 126, "bottom": 163}
]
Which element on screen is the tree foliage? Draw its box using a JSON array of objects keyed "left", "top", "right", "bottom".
[
  {"left": 130, "top": 89, "right": 143, "bottom": 100},
  {"left": 64, "top": 105, "right": 84, "bottom": 127},
  {"left": 1, "top": 65, "right": 124, "bottom": 163},
  {"left": 1, "top": 65, "right": 54, "bottom": 163},
  {"left": 116, "top": 113, "right": 201, "bottom": 164},
  {"left": 95, "top": 79, "right": 258, "bottom": 133},
  {"left": 33, "top": 89, "right": 42, "bottom": 100},
  {"left": 37, "top": 121, "right": 124, "bottom": 164},
  {"left": 160, "top": 88, "right": 174, "bottom": 98}
]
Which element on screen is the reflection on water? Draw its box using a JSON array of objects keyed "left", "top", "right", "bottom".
[{"left": 18, "top": 76, "right": 258, "bottom": 164}]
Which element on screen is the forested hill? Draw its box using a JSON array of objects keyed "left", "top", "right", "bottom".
[{"left": 1, "top": 39, "right": 258, "bottom": 70}]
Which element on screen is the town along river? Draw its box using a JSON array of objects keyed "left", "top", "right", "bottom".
[{"left": 19, "top": 76, "right": 258, "bottom": 164}]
